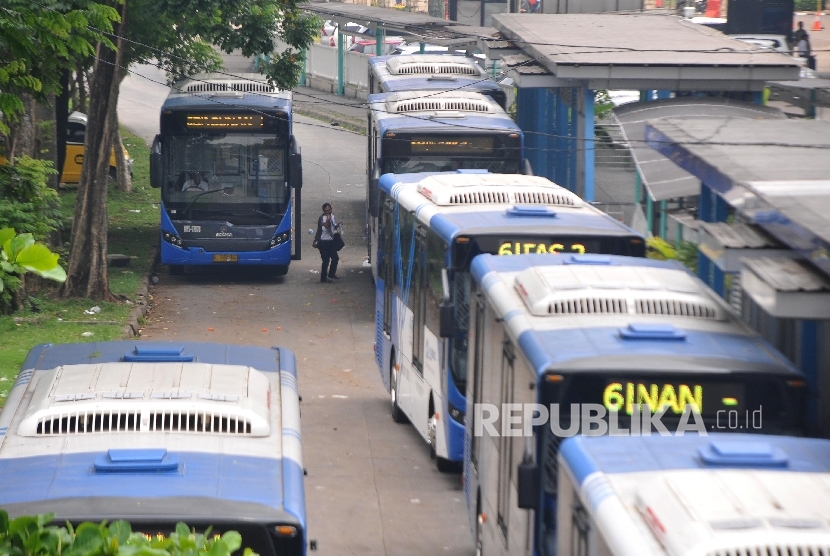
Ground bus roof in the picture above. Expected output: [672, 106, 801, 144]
[470, 254, 800, 376]
[162, 73, 292, 112]
[378, 172, 641, 243]
[368, 54, 501, 94]
[0, 341, 303, 524]
[560, 434, 830, 556]
[368, 91, 519, 133]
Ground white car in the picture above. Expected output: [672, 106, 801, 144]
[320, 20, 372, 48]
[729, 34, 791, 55]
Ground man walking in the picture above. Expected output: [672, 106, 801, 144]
[313, 203, 340, 283]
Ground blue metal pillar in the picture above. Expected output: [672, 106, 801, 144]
[299, 50, 307, 87]
[659, 200, 667, 238]
[544, 89, 556, 180]
[699, 182, 713, 222]
[714, 192, 729, 222]
[517, 89, 544, 176]
[583, 89, 595, 202]
[753, 91, 764, 105]
[555, 89, 569, 187]
[698, 251, 712, 290]
[657, 90, 671, 99]
[712, 264, 725, 297]
[639, 91, 650, 102]
[801, 320, 819, 430]
[646, 194, 654, 235]
[420, 42, 425, 54]
[568, 88, 578, 194]
[337, 25, 345, 96]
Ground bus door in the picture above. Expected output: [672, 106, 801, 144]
[400, 223, 432, 438]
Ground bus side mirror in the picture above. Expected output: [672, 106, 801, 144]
[368, 166, 381, 218]
[289, 135, 302, 189]
[517, 459, 540, 510]
[150, 134, 163, 188]
[523, 158, 534, 176]
[439, 303, 455, 338]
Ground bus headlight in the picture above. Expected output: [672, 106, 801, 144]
[163, 231, 183, 247]
[269, 232, 290, 248]
[448, 402, 465, 424]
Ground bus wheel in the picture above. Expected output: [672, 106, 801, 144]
[169, 265, 184, 276]
[475, 494, 484, 556]
[390, 360, 406, 423]
[429, 413, 456, 472]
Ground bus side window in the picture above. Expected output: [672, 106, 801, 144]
[424, 230, 445, 335]
[470, 293, 486, 466]
[381, 196, 395, 334]
[496, 339, 516, 544]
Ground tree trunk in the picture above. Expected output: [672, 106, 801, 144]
[76, 62, 89, 114]
[35, 95, 59, 190]
[110, 70, 132, 192]
[9, 93, 37, 161]
[56, 69, 71, 186]
[61, 0, 127, 301]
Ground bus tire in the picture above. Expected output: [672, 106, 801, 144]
[390, 359, 406, 423]
[429, 409, 457, 472]
[169, 265, 184, 276]
[475, 492, 483, 556]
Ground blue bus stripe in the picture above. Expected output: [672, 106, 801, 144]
[0, 452, 286, 509]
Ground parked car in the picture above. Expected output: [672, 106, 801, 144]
[729, 34, 791, 55]
[0, 111, 131, 183]
[347, 38, 405, 56]
[320, 20, 373, 48]
[62, 111, 132, 183]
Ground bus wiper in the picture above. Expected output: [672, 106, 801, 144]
[183, 187, 233, 215]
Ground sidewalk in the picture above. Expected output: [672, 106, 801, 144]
[292, 87, 367, 134]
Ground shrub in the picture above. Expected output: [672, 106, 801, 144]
[0, 511, 258, 556]
[0, 156, 62, 241]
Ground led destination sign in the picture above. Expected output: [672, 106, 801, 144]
[186, 114, 264, 130]
[603, 381, 746, 417]
[498, 241, 587, 256]
[409, 136, 495, 155]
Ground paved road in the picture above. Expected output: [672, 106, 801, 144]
[118, 68, 474, 556]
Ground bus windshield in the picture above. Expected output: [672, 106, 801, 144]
[381, 134, 522, 175]
[162, 133, 287, 222]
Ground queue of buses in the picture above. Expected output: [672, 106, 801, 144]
[1, 53, 829, 556]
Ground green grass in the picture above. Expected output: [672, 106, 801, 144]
[0, 128, 159, 406]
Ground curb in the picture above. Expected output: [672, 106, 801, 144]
[121, 242, 159, 339]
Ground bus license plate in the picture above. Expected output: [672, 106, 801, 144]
[213, 254, 238, 263]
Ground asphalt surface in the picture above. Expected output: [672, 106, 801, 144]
[118, 65, 475, 556]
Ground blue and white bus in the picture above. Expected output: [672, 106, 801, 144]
[0, 341, 307, 556]
[556, 434, 830, 556]
[150, 73, 303, 277]
[366, 90, 527, 261]
[367, 54, 507, 109]
[374, 172, 645, 471]
[465, 254, 807, 556]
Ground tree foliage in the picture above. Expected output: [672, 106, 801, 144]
[0, 228, 67, 308]
[0, 0, 118, 137]
[0, 156, 63, 239]
[122, 0, 320, 90]
[0, 511, 258, 556]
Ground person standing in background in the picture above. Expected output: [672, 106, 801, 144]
[313, 202, 340, 283]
